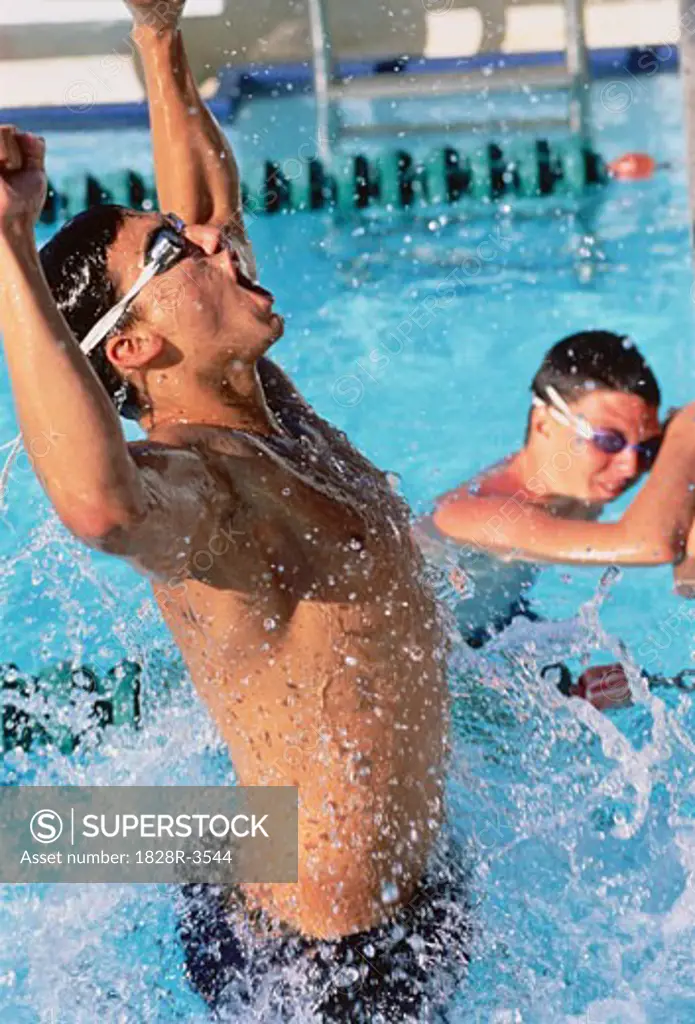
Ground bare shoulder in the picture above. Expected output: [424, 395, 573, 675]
[127, 437, 217, 497]
[125, 434, 238, 522]
[139, 424, 261, 468]
[468, 458, 520, 498]
[435, 457, 528, 509]
[130, 425, 282, 507]
[128, 438, 208, 472]
[102, 435, 244, 578]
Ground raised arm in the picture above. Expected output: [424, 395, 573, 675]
[431, 406, 695, 567]
[0, 128, 145, 540]
[0, 128, 215, 573]
[128, 0, 249, 245]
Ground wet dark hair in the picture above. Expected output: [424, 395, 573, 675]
[39, 205, 141, 420]
[526, 330, 660, 439]
[532, 330, 661, 405]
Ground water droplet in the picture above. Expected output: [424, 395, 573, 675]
[381, 880, 400, 904]
[345, 655, 358, 667]
[334, 965, 361, 988]
[263, 618, 277, 632]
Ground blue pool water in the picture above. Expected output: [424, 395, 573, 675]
[2, 70, 695, 1021]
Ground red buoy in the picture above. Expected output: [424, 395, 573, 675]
[607, 152, 657, 180]
[570, 663, 633, 710]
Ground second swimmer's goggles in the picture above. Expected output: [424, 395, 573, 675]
[80, 214, 196, 356]
[533, 385, 662, 469]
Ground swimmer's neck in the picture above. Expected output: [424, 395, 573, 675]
[504, 449, 604, 519]
[138, 358, 282, 438]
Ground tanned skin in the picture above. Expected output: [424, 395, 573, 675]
[0, 3, 447, 940]
[4, 0, 695, 943]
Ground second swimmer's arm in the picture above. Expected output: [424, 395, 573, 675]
[432, 405, 695, 567]
[674, 520, 695, 596]
[129, 0, 248, 243]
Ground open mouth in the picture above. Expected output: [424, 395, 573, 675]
[227, 245, 274, 303]
[598, 481, 626, 497]
[237, 267, 275, 303]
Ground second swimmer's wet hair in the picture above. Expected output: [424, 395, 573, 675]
[531, 330, 661, 407]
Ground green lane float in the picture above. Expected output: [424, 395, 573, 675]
[40, 137, 609, 224]
[508, 139, 542, 198]
[1, 660, 141, 755]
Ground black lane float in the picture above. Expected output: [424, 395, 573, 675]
[40, 138, 608, 224]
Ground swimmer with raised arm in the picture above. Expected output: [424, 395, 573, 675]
[0, 2, 463, 1018]
[416, 331, 695, 707]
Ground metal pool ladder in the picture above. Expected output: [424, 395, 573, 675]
[306, 0, 592, 162]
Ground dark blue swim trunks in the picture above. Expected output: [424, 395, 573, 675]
[463, 598, 541, 648]
[177, 839, 471, 1022]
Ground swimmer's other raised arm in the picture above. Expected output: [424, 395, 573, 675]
[432, 406, 695, 566]
[128, 0, 251, 255]
[0, 129, 222, 578]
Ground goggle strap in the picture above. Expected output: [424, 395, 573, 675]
[79, 259, 161, 356]
[533, 393, 572, 430]
[544, 385, 593, 440]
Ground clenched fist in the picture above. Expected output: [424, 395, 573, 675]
[0, 126, 47, 233]
[125, 0, 186, 31]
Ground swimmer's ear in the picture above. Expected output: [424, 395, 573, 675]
[531, 404, 552, 438]
[105, 330, 165, 372]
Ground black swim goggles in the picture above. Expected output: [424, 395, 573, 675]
[532, 385, 662, 470]
[80, 213, 195, 356]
